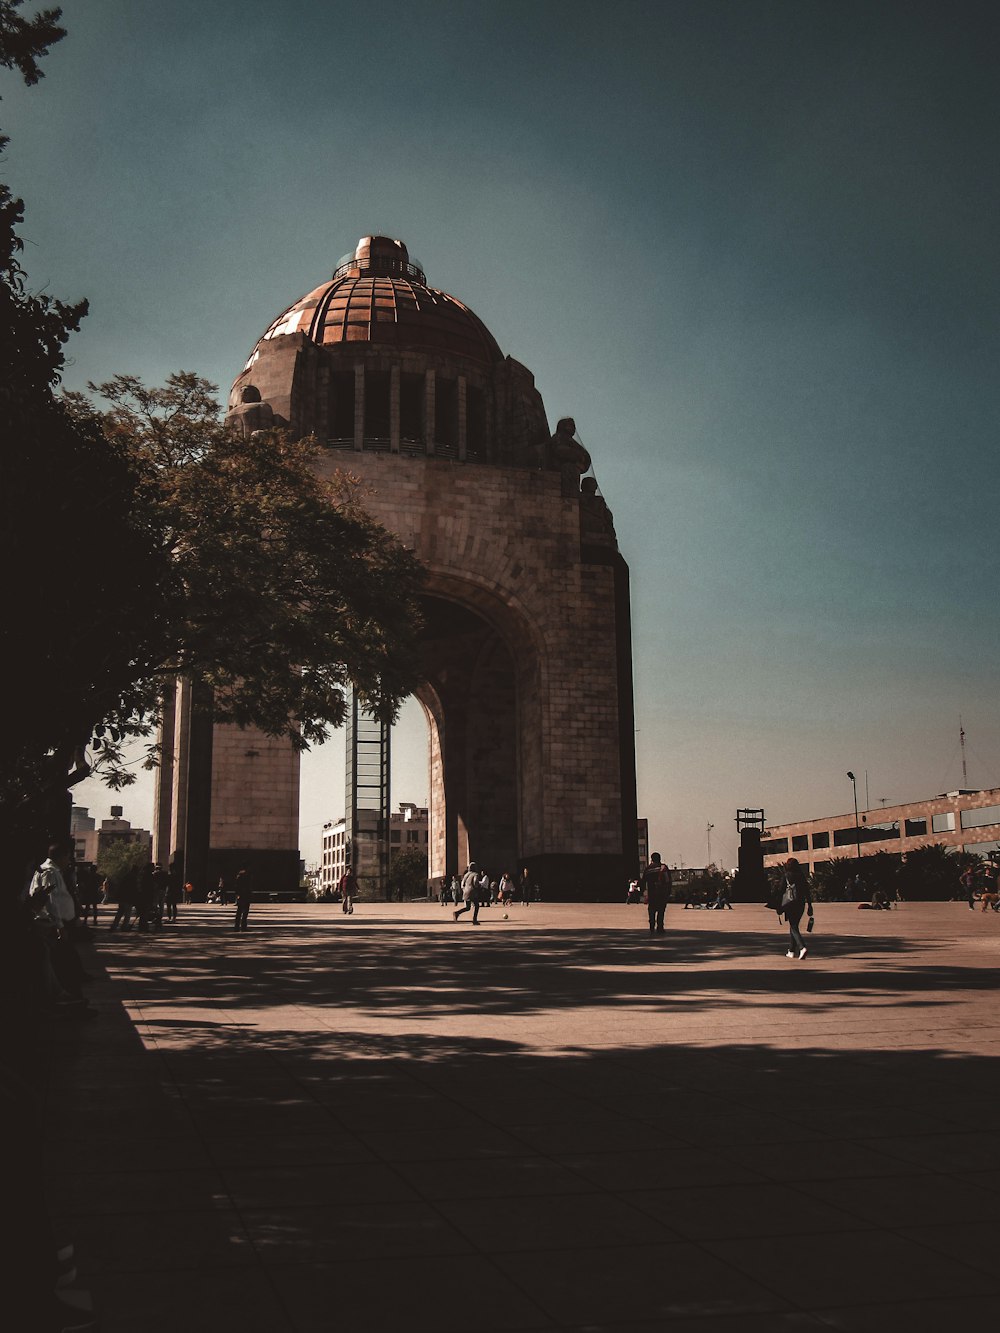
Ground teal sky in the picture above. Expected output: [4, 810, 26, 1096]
[8, 0, 998, 870]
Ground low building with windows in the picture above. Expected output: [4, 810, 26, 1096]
[71, 804, 152, 866]
[320, 802, 429, 896]
[762, 788, 1000, 874]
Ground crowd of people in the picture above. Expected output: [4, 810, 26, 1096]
[441, 864, 537, 923]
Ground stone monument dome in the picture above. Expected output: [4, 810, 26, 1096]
[243, 236, 503, 368]
[227, 234, 549, 467]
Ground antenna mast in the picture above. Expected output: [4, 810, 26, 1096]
[960, 716, 968, 787]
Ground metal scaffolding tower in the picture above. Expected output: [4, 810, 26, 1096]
[345, 690, 391, 899]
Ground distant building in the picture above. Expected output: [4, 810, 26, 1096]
[762, 788, 1000, 875]
[71, 804, 152, 865]
[321, 802, 429, 896]
[637, 818, 649, 871]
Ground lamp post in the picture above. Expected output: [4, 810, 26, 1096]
[847, 772, 861, 862]
[706, 822, 714, 867]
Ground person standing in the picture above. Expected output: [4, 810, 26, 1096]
[959, 864, 977, 910]
[164, 862, 182, 922]
[640, 852, 672, 935]
[233, 867, 253, 930]
[216, 875, 229, 906]
[76, 863, 100, 926]
[338, 863, 358, 915]
[518, 866, 535, 906]
[780, 857, 813, 959]
[30, 842, 86, 1001]
[454, 862, 482, 924]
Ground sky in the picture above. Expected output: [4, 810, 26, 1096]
[6, 0, 998, 871]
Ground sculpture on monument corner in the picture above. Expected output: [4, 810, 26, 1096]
[549, 417, 591, 496]
[580, 475, 617, 541]
[228, 384, 285, 437]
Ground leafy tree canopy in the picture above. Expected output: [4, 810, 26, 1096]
[386, 845, 429, 902]
[96, 838, 149, 892]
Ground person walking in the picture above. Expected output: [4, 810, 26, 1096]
[640, 852, 672, 935]
[454, 862, 482, 924]
[338, 863, 358, 915]
[779, 857, 813, 959]
[233, 867, 253, 930]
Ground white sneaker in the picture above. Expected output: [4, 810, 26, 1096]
[798, 947, 808, 960]
[785, 951, 795, 958]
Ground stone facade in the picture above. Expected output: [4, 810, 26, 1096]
[155, 236, 637, 900]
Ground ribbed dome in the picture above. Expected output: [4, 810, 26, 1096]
[244, 236, 503, 369]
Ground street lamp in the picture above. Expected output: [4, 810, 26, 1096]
[706, 823, 714, 867]
[847, 772, 861, 861]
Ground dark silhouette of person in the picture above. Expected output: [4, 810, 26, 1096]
[640, 852, 672, 935]
[233, 867, 253, 930]
[780, 857, 814, 959]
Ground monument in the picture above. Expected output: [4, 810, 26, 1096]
[154, 236, 637, 899]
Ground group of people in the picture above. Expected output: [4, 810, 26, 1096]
[446, 864, 537, 923]
[960, 862, 1000, 911]
[634, 851, 815, 959]
[107, 861, 183, 932]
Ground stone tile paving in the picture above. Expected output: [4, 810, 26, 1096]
[41, 901, 1000, 1331]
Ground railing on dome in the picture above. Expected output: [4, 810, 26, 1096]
[332, 253, 427, 284]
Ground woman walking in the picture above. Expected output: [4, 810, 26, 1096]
[780, 857, 813, 959]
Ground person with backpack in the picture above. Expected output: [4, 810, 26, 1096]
[640, 852, 672, 935]
[779, 857, 814, 959]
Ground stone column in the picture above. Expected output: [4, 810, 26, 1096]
[353, 363, 365, 451]
[424, 369, 435, 454]
[390, 364, 400, 453]
[457, 375, 467, 460]
[153, 682, 177, 867]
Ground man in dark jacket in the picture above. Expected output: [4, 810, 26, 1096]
[233, 867, 253, 930]
[641, 853, 672, 935]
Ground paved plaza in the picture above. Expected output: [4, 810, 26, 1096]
[43, 901, 1000, 1331]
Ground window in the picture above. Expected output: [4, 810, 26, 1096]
[834, 827, 861, 847]
[812, 832, 830, 849]
[390, 830, 400, 843]
[407, 830, 419, 843]
[961, 804, 1000, 830]
[932, 812, 956, 833]
[792, 835, 809, 852]
[904, 818, 927, 837]
[761, 837, 788, 855]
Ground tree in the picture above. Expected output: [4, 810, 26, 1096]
[386, 846, 429, 902]
[66, 372, 425, 753]
[0, 5, 156, 878]
[2, 10, 424, 887]
[896, 844, 967, 902]
[96, 839, 149, 897]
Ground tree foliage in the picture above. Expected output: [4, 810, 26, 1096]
[95, 839, 149, 895]
[1, 9, 425, 880]
[67, 372, 425, 757]
[386, 845, 429, 902]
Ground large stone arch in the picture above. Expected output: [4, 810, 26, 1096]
[154, 236, 638, 900]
